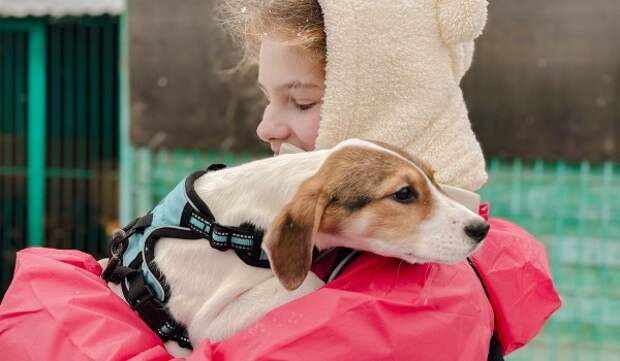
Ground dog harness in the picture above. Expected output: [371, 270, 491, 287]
[101, 164, 339, 350]
[101, 164, 275, 349]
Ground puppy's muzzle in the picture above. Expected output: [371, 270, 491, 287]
[464, 220, 490, 243]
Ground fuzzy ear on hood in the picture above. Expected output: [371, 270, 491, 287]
[316, 0, 489, 191]
[437, 0, 488, 45]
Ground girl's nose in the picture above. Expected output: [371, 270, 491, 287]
[256, 107, 290, 144]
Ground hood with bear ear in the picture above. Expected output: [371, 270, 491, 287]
[315, 0, 489, 191]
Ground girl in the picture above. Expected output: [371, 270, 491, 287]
[0, 1, 560, 360]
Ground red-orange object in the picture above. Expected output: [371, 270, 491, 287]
[0, 217, 560, 361]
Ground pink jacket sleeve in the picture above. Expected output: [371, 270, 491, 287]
[0, 248, 173, 361]
[0, 247, 494, 361]
[199, 252, 495, 361]
[1, 212, 560, 361]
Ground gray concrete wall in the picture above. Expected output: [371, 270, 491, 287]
[463, 0, 620, 161]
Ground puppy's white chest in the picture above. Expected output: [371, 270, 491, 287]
[154, 237, 324, 344]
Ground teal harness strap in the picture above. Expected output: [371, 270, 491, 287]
[116, 166, 269, 302]
[185, 210, 270, 266]
[101, 165, 269, 350]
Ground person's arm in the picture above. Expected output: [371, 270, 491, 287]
[197, 251, 494, 361]
[0, 248, 174, 361]
[0, 248, 495, 361]
[469, 217, 562, 355]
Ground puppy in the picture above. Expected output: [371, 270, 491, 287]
[102, 139, 489, 356]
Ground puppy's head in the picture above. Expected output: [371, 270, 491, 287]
[263, 139, 489, 290]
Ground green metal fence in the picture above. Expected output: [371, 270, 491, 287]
[482, 159, 620, 361]
[0, 16, 120, 295]
[44, 17, 120, 257]
[125, 148, 620, 361]
[0, 29, 29, 291]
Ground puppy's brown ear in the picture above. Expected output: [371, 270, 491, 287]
[263, 178, 328, 291]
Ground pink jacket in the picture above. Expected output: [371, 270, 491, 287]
[0, 214, 560, 361]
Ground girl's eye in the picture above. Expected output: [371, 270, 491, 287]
[392, 186, 418, 204]
[293, 101, 317, 111]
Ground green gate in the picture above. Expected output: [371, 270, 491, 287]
[44, 18, 120, 256]
[0, 28, 31, 292]
[0, 16, 120, 295]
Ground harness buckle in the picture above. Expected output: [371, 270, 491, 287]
[110, 229, 130, 258]
[101, 229, 133, 282]
[133, 283, 156, 308]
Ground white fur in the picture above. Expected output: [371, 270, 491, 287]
[104, 139, 486, 357]
[155, 149, 331, 352]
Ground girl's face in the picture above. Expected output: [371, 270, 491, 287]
[257, 35, 325, 155]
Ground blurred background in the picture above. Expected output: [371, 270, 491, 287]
[0, 0, 618, 360]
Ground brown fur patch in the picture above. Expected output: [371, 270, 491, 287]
[265, 142, 439, 290]
[263, 178, 326, 290]
[315, 144, 435, 239]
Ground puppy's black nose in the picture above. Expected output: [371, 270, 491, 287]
[464, 220, 490, 243]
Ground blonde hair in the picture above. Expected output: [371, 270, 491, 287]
[217, 0, 326, 68]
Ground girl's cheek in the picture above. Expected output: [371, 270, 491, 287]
[296, 106, 322, 150]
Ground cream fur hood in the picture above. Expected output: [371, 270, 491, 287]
[315, 0, 489, 191]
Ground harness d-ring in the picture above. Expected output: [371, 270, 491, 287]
[101, 229, 132, 282]
[110, 229, 130, 258]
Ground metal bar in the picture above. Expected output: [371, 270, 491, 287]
[1, 31, 14, 288]
[190, 149, 200, 170]
[6, 32, 16, 258]
[173, 148, 184, 188]
[75, 24, 87, 250]
[46, 168, 96, 178]
[573, 161, 591, 361]
[63, 24, 75, 248]
[0, 166, 27, 176]
[510, 158, 522, 217]
[14, 31, 27, 251]
[101, 20, 114, 253]
[0, 20, 46, 31]
[136, 148, 153, 214]
[88, 24, 101, 255]
[0, 32, 4, 286]
[26, 23, 47, 246]
[28, 23, 47, 246]
[49, 24, 62, 248]
[157, 149, 169, 201]
[600, 162, 613, 353]
[6, 31, 15, 254]
[118, 12, 133, 223]
[551, 161, 566, 361]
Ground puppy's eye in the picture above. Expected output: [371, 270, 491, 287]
[392, 186, 417, 204]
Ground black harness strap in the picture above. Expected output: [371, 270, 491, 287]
[467, 257, 505, 361]
[181, 165, 271, 268]
[120, 259, 192, 349]
[325, 248, 360, 283]
[101, 163, 269, 350]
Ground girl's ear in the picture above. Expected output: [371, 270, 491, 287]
[263, 178, 328, 291]
[437, 0, 488, 45]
